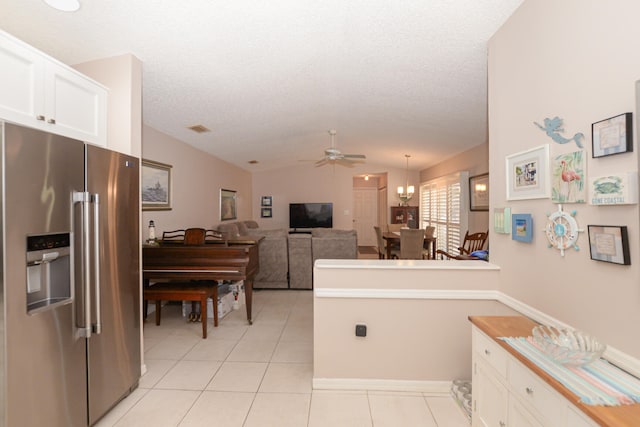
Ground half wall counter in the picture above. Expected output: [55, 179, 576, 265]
[313, 259, 516, 392]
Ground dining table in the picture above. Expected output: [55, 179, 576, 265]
[382, 231, 437, 260]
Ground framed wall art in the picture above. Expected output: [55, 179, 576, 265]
[261, 207, 272, 218]
[589, 172, 638, 205]
[261, 196, 272, 206]
[511, 213, 533, 243]
[551, 150, 585, 203]
[506, 144, 550, 200]
[469, 173, 489, 211]
[588, 225, 630, 265]
[592, 113, 632, 158]
[220, 189, 237, 221]
[494, 207, 511, 234]
[141, 159, 172, 211]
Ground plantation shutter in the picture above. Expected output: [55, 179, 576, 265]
[419, 172, 468, 254]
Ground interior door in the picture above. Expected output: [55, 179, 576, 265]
[353, 188, 377, 246]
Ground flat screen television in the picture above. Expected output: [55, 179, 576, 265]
[289, 203, 333, 229]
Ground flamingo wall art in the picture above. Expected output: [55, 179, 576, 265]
[552, 150, 585, 203]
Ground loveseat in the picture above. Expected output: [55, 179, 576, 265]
[215, 221, 357, 289]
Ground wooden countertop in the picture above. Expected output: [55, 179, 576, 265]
[469, 316, 640, 427]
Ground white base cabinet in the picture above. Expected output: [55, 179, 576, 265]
[0, 30, 107, 146]
[472, 326, 598, 427]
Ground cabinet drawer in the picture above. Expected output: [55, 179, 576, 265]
[567, 406, 598, 427]
[509, 396, 545, 427]
[509, 358, 566, 422]
[473, 328, 508, 379]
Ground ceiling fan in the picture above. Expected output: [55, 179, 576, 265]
[311, 130, 366, 167]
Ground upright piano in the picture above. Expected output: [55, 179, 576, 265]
[142, 239, 260, 324]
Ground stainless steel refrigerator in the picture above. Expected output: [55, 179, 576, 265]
[0, 122, 141, 426]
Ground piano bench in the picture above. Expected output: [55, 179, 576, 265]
[144, 282, 218, 338]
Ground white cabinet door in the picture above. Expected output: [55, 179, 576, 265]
[0, 33, 45, 126]
[0, 31, 107, 146]
[45, 61, 107, 146]
[473, 361, 508, 427]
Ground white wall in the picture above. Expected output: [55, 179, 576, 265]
[313, 260, 518, 384]
[420, 143, 490, 234]
[73, 54, 143, 157]
[141, 125, 253, 237]
[251, 162, 419, 230]
[489, 0, 640, 358]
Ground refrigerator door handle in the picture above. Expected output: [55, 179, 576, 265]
[73, 190, 92, 338]
[92, 193, 102, 334]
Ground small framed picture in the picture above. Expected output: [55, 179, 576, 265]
[494, 207, 511, 234]
[261, 207, 272, 218]
[261, 196, 272, 206]
[220, 189, 237, 221]
[588, 225, 630, 265]
[142, 159, 172, 211]
[512, 213, 533, 243]
[506, 145, 550, 200]
[592, 113, 633, 158]
[469, 173, 489, 211]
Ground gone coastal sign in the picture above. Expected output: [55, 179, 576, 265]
[589, 172, 638, 205]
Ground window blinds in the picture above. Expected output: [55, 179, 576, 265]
[419, 172, 469, 255]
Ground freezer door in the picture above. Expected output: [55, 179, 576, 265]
[3, 123, 88, 426]
[85, 145, 141, 425]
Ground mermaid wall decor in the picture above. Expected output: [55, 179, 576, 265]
[533, 116, 584, 148]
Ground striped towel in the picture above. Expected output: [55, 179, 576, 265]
[500, 337, 640, 406]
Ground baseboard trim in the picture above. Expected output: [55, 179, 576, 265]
[312, 377, 451, 394]
[315, 287, 640, 379]
[315, 288, 499, 300]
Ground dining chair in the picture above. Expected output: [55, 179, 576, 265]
[373, 226, 386, 259]
[425, 226, 436, 238]
[400, 228, 426, 260]
[436, 230, 488, 259]
[387, 223, 407, 232]
[375, 226, 399, 259]
[423, 226, 436, 259]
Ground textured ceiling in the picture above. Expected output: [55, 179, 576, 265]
[0, 0, 523, 172]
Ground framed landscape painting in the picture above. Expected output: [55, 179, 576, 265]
[142, 159, 172, 211]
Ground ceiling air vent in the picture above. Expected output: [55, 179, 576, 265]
[187, 124, 211, 134]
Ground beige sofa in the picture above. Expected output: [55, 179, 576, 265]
[216, 221, 357, 289]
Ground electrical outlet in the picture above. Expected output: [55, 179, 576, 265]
[355, 324, 367, 337]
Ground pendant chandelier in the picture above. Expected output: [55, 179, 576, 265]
[397, 154, 414, 206]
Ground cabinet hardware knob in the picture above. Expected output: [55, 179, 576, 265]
[484, 349, 490, 355]
[499, 421, 506, 427]
[36, 115, 45, 121]
[47, 118, 56, 124]
[526, 387, 534, 394]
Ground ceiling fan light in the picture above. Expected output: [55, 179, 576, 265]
[43, 0, 80, 12]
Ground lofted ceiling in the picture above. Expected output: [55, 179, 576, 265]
[0, 0, 523, 172]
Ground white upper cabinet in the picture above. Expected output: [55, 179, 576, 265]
[0, 31, 107, 146]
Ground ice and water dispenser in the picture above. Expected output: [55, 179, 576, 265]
[26, 233, 72, 313]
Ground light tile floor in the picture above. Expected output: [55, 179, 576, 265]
[96, 289, 470, 427]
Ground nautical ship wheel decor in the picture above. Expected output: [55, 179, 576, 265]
[544, 204, 583, 256]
